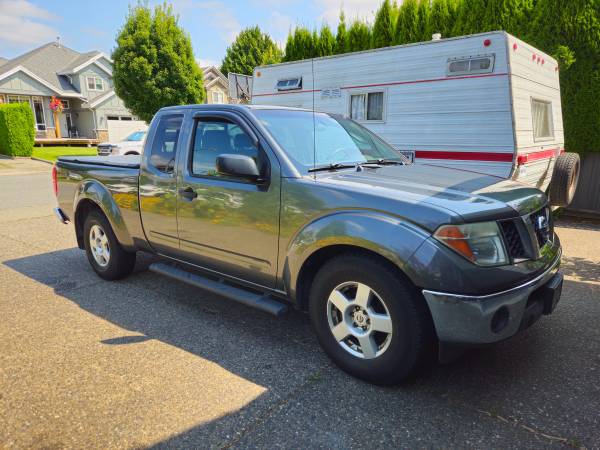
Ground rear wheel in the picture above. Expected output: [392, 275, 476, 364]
[309, 254, 435, 385]
[548, 152, 580, 207]
[83, 210, 136, 280]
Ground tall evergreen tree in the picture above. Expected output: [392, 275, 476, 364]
[284, 27, 317, 61]
[417, 0, 432, 41]
[372, 0, 395, 48]
[452, 0, 487, 36]
[112, 4, 204, 122]
[395, 0, 420, 44]
[482, 0, 533, 36]
[317, 24, 336, 56]
[528, 0, 600, 154]
[429, 0, 453, 37]
[347, 20, 372, 52]
[335, 11, 348, 54]
[220, 26, 282, 76]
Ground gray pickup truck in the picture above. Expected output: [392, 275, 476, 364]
[53, 105, 563, 384]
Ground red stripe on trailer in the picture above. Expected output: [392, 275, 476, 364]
[252, 72, 509, 97]
[415, 150, 514, 162]
[516, 148, 563, 165]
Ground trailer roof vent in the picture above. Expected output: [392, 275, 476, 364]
[447, 54, 495, 76]
[276, 77, 302, 91]
[432, 33, 442, 41]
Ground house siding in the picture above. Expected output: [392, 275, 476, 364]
[0, 72, 55, 96]
[79, 64, 113, 101]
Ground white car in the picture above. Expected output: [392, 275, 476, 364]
[97, 130, 147, 156]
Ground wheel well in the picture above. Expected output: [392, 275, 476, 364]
[295, 245, 415, 312]
[74, 199, 104, 249]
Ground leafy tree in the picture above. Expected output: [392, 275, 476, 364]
[347, 20, 372, 52]
[335, 12, 348, 54]
[372, 0, 395, 48]
[395, 0, 420, 44]
[317, 24, 336, 56]
[112, 3, 205, 123]
[220, 26, 282, 76]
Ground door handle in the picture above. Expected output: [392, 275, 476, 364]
[179, 187, 198, 200]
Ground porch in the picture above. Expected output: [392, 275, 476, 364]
[35, 137, 99, 147]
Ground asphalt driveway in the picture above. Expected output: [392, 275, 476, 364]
[0, 157, 599, 449]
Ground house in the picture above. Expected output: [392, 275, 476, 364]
[0, 41, 145, 143]
[202, 66, 230, 104]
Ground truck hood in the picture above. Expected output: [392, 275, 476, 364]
[317, 164, 546, 222]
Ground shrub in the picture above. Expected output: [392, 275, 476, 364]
[0, 103, 35, 157]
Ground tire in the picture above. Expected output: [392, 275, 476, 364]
[309, 254, 436, 385]
[83, 210, 136, 280]
[548, 152, 580, 207]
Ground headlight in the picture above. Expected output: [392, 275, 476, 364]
[434, 221, 509, 266]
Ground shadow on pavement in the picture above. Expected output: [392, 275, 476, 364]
[4, 248, 600, 448]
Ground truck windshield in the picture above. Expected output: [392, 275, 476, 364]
[125, 131, 146, 141]
[254, 109, 404, 170]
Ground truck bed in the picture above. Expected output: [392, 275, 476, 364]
[57, 155, 140, 169]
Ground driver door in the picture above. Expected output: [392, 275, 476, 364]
[176, 112, 281, 288]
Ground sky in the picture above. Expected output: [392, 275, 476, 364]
[0, 0, 383, 66]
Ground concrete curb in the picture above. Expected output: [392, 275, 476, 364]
[30, 157, 53, 165]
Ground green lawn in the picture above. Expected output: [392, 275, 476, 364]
[32, 146, 97, 162]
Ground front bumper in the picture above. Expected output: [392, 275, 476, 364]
[422, 248, 562, 344]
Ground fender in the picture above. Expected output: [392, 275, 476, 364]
[74, 179, 136, 250]
[282, 210, 431, 302]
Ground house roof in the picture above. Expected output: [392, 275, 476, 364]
[0, 42, 112, 97]
[202, 66, 228, 91]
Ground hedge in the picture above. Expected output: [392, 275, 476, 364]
[0, 103, 35, 157]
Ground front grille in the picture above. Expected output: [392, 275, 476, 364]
[528, 206, 553, 247]
[97, 145, 112, 156]
[499, 220, 526, 259]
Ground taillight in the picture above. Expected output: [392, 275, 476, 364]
[52, 164, 58, 197]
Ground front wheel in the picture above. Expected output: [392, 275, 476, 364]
[83, 210, 136, 280]
[309, 254, 436, 385]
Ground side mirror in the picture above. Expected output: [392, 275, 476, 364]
[216, 154, 261, 180]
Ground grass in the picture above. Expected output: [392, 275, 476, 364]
[32, 146, 97, 162]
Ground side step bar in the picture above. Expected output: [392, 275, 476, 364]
[149, 262, 289, 317]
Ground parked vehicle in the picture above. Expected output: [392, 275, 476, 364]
[53, 105, 563, 385]
[251, 31, 580, 207]
[97, 130, 147, 156]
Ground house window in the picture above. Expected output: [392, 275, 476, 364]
[212, 90, 225, 104]
[350, 92, 384, 121]
[86, 76, 104, 91]
[531, 98, 554, 141]
[32, 97, 46, 131]
[61, 99, 70, 110]
[8, 95, 30, 104]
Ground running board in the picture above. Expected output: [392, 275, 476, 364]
[149, 262, 289, 317]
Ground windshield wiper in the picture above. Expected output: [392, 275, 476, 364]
[308, 163, 357, 173]
[363, 158, 404, 166]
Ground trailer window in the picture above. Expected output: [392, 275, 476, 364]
[531, 99, 554, 141]
[447, 55, 495, 76]
[350, 92, 384, 121]
[276, 77, 302, 91]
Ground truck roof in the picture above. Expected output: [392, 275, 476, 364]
[157, 104, 314, 113]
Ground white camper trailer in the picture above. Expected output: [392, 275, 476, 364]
[251, 31, 580, 206]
